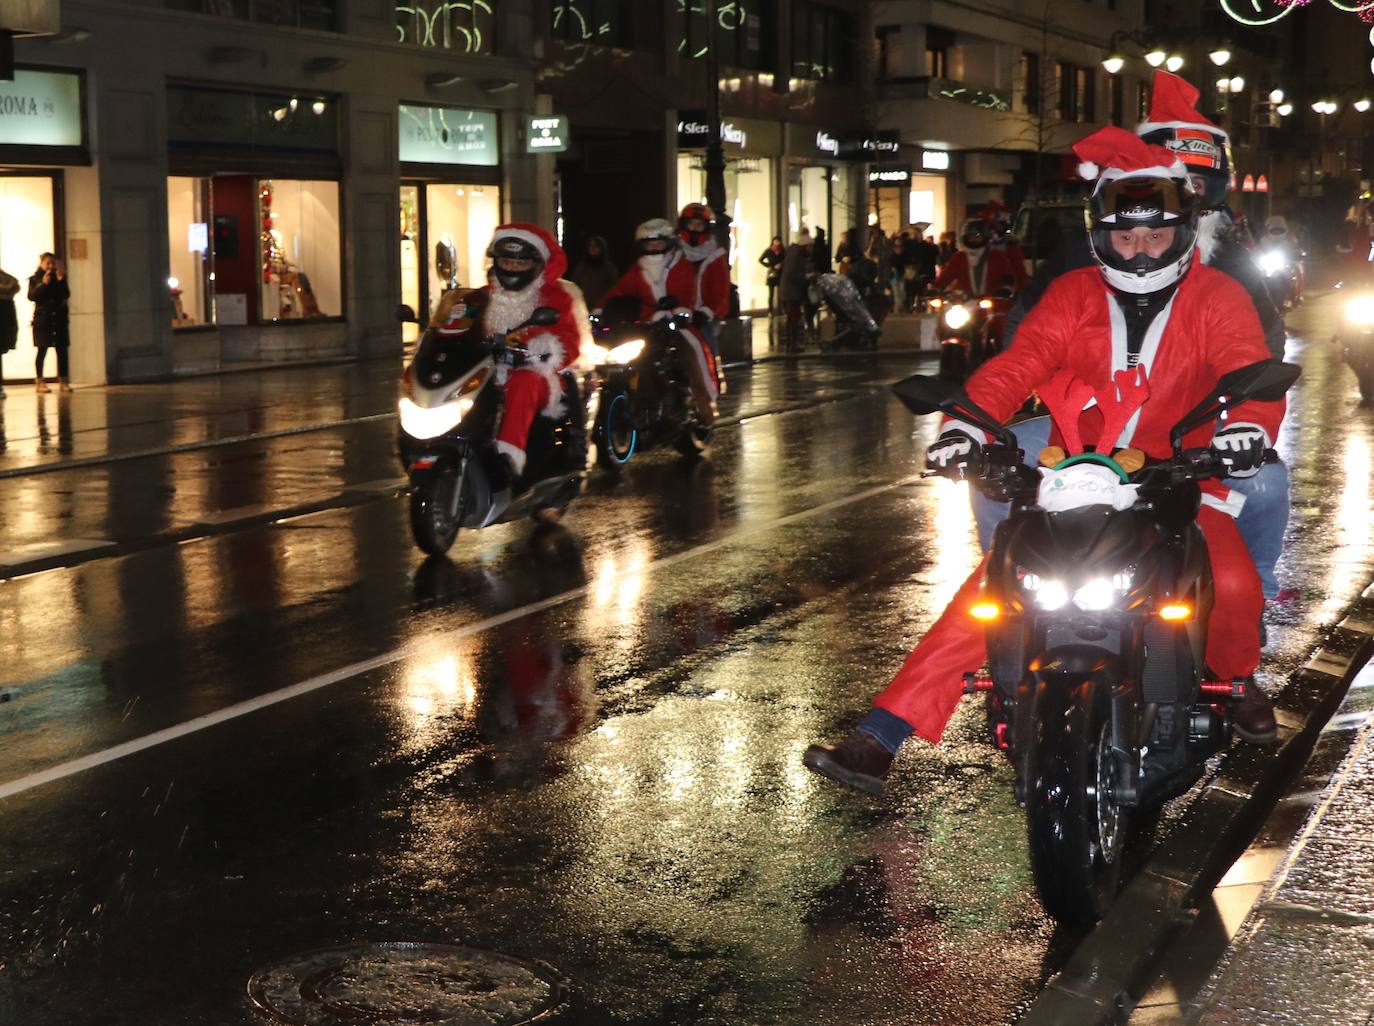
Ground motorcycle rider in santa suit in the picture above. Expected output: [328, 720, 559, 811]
[675, 202, 731, 360]
[601, 217, 720, 425]
[432, 222, 590, 478]
[974, 70, 1293, 610]
[933, 217, 1029, 296]
[804, 125, 1284, 797]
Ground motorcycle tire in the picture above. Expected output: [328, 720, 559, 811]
[1358, 367, 1374, 403]
[1025, 677, 1129, 926]
[594, 389, 637, 470]
[409, 474, 461, 556]
[674, 424, 712, 458]
[939, 344, 968, 383]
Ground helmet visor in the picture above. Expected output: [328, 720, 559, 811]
[640, 237, 672, 254]
[1091, 175, 1191, 231]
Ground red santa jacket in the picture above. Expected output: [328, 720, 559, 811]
[949, 264, 1284, 513]
[935, 247, 1027, 295]
[684, 243, 731, 319]
[605, 247, 730, 320]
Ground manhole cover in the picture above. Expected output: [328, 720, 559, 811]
[247, 942, 566, 1026]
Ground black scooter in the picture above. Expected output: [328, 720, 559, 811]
[895, 358, 1300, 925]
[589, 295, 712, 469]
[397, 297, 588, 556]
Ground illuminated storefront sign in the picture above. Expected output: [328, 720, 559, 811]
[525, 114, 569, 153]
[399, 104, 499, 166]
[0, 69, 82, 148]
[921, 149, 951, 171]
[869, 164, 912, 184]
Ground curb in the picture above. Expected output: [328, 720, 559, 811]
[1019, 579, 1374, 1026]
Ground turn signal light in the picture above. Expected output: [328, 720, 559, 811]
[978, 299, 994, 310]
[1158, 603, 1192, 621]
[969, 601, 1001, 622]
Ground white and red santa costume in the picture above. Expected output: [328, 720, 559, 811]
[603, 249, 720, 398]
[872, 131, 1283, 744]
[437, 223, 590, 474]
[934, 239, 1027, 296]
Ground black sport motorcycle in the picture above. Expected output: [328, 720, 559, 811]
[894, 358, 1300, 925]
[396, 297, 588, 556]
[589, 295, 713, 469]
[1338, 288, 1374, 401]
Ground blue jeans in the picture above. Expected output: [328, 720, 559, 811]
[970, 415, 1290, 600]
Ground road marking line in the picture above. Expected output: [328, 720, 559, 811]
[0, 473, 924, 803]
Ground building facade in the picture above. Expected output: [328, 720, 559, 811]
[4, 0, 551, 383]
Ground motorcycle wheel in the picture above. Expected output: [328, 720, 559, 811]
[594, 389, 637, 469]
[1025, 677, 1129, 926]
[674, 424, 712, 458]
[409, 473, 462, 556]
[938, 343, 968, 383]
[1358, 367, 1374, 403]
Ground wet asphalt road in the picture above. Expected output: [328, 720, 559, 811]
[0, 294, 1372, 1026]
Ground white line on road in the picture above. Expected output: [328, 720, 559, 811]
[0, 472, 925, 803]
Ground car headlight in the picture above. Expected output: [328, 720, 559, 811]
[943, 304, 972, 330]
[1258, 250, 1286, 275]
[398, 395, 473, 439]
[1346, 295, 1374, 326]
[605, 339, 646, 364]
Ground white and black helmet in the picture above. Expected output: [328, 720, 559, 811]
[635, 218, 676, 257]
[1086, 170, 1198, 296]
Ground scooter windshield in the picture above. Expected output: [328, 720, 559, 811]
[411, 327, 490, 391]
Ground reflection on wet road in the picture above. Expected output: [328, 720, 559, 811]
[0, 302, 1371, 1024]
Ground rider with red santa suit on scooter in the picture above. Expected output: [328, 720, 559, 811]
[602, 217, 720, 425]
[934, 217, 1028, 296]
[433, 223, 589, 479]
[803, 125, 1284, 797]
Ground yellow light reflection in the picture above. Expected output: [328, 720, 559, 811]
[929, 478, 979, 610]
[1329, 430, 1374, 613]
[395, 646, 478, 752]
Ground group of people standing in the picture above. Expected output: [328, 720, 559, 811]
[0, 252, 73, 397]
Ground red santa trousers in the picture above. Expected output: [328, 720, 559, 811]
[873, 506, 1263, 744]
[496, 369, 551, 455]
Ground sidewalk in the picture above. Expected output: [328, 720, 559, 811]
[1132, 661, 1374, 1025]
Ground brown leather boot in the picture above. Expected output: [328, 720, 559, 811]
[1232, 678, 1278, 745]
[58, 378, 73, 393]
[803, 730, 895, 797]
[34, 377, 50, 394]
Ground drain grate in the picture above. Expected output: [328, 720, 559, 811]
[247, 942, 566, 1025]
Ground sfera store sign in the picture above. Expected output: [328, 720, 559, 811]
[676, 110, 769, 152]
[0, 69, 82, 148]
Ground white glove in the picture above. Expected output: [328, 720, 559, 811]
[927, 429, 980, 470]
[1211, 423, 1268, 478]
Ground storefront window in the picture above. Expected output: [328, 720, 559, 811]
[791, 2, 854, 82]
[399, 181, 502, 339]
[680, 0, 773, 69]
[259, 179, 341, 321]
[829, 166, 854, 242]
[676, 153, 773, 313]
[167, 176, 213, 327]
[0, 175, 57, 376]
[396, 0, 495, 51]
[908, 174, 948, 240]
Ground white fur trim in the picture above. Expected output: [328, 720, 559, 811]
[492, 228, 551, 263]
[1092, 162, 1189, 191]
[1137, 119, 1229, 143]
[485, 277, 544, 335]
[680, 327, 719, 401]
[1196, 209, 1227, 264]
[1078, 161, 1101, 181]
[557, 278, 595, 370]
[495, 438, 527, 476]
[1201, 488, 1245, 517]
[523, 333, 569, 417]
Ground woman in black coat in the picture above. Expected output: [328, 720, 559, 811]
[0, 267, 18, 398]
[758, 236, 784, 313]
[28, 252, 70, 393]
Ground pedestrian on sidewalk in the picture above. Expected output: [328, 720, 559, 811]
[780, 230, 814, 352]
[569, 235, 619, 309]
[0, 267, 18, 398]
[28, 253, 71, 394]
[759, 236, 784, 313]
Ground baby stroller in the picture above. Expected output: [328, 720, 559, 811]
[811, 272, 883, 352]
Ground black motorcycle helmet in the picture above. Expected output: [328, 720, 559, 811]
[959, 219, 991, 251]
[487, 234, 545, 291]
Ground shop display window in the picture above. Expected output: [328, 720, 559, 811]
[259, 179, 342, 321]
[399, 181, 502, 340]
[167, 176, 213, 328]
[676, 153, 773, 314]
[0, 175, 57, 376]
[395, 0, 495, 52]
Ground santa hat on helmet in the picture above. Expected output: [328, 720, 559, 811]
[1137, 70, 1228, 144]
[490, 222, 568, 281]
[1074, 125, 1188, 187]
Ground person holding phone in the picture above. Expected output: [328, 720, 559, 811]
[28, 252, 71, 393]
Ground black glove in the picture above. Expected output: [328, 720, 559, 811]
[1211, 424, 1267, 478]
[692, 309, 713, 329]
[926, 429, 981, 471]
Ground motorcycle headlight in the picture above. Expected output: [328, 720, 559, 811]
[605, 339, 646, 364]
[1258, 250, 1286, 275]
[1020, 573, 1069, 611]
[398, 395, 474, 439]
[1346, 295, 1374, 326]
[943, 304, 972, 330]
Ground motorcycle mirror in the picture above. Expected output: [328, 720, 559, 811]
[1169, 360, 1301, 449]
[397, 303, 419, 324]
[528, 307, 560, 327]
[891, 374, 1015, 446]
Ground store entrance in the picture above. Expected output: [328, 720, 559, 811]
[0, 172, 59, 381]
[399, 180, 501, 343]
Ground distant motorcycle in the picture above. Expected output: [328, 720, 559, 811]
[396, 295, 588, 556]
[589, 295, 712, 469]
[1339, 290, 1374, 401]
[930, 286, 1014, 382]
[895, 358, 1300, 925]
[1256, 246, 1303, 310]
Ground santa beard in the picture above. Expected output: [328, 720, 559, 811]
[638, 252, 672, 290]
[484, 273, 544, 334]
[1195, 209, 1229, 266]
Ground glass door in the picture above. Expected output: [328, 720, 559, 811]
[400, 183, 421, 343]
[0, 173, 58, 380]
